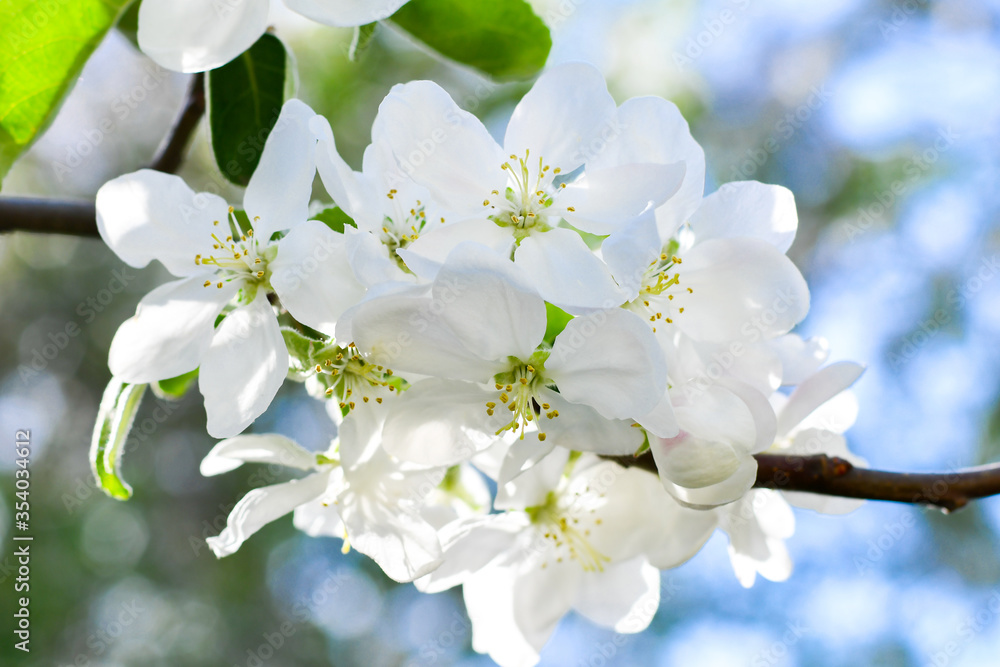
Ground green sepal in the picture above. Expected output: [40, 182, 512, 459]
[151, 368, 198, 400]
[349, 23, 378, 60]
[90, 378, 147, 500]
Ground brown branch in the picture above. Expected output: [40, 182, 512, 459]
[148, 72, 205, 173]
[0, 73, 206, 237]
[605, 452, 1000, 513]
[0, 198, 98, 236]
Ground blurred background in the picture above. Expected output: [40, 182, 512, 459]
[3, 0, 1000, 664]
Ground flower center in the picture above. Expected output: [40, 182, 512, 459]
[195, 208, 273, 303]
[482, 150, 567, 236]
[528, 491, 610, 573]
[625, 252, 693, 333]
[487, 354, 557, 441]
[382, 191, 441, 271]
[312, 342, 398, 413]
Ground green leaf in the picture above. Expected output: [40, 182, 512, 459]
[90, 378, 147, 500]
[151, 368, 198, 400]
[207, 33, 288, 186]
[389, 0, 551, 80]
[543, 302, 573, 347]
[0, 0, 134, 186]
[313, 206, 357, 234]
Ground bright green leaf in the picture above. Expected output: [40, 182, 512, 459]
[389, 0, 551, 80]
[151, 368, 198, 400]
[543, 301, 573, 346]
[313, 206, 357, 234]
[0, 0, 134, 186]
[90, 378, 147, 500]
[207, 33, 288, 186]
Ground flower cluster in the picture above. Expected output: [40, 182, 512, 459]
[96, 63, 865, 667]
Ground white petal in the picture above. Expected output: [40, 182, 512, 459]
[590, 96, 705, 238]
[722, 490, 795, 586]
[600, 210, 661, 300]
[432, 242, 546, 362]
[341, 501, 442, 582]
[496, 436, 555, 488]
[689, 181, 799, 253]
[374, 81, 506, 216]
[776, 362, 865, 438]
[293, 481, 347, 537]
[672, 383, 757, 450]
[636, 386, 679, 439]
[716, 377, 778, 454]
[96, 169, 230, 277]
[465, 565, 541, 667]
[574, 559, 660, 633]
[398, 219, 515, 281]
[494, 446, 570, 512]
[539, 388, 645, 456]
[558, 162, 686, 236]
[284, 0, 410, 26]
[349, 288, 506, 381]
[514, 228, 625, 311]
[137, 0, 270, 73]
[771, 334, 830, 386]
[512, 563, 581, 652]
[270, 220, 368, 336]
[310, 116, 378, 225]
[347, 228, 413, 288]
[675, 237, 810, 342]
[382, 379, 504, 466]
[200, 294, 288, 438]
[207, 471, 330, 557]
[644, 497, 718, 569]
[200, 433, 318, 476]
[109, 276, 234, 383]
[548, 308, 666, 420]
[796, 391, 860, 435]
[417, 515, 523, 593]
[243, 100, 319, 239]
[504, 62, 617, 172]
[651, 433, 759, 509]
[336, 402, 387, 470]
